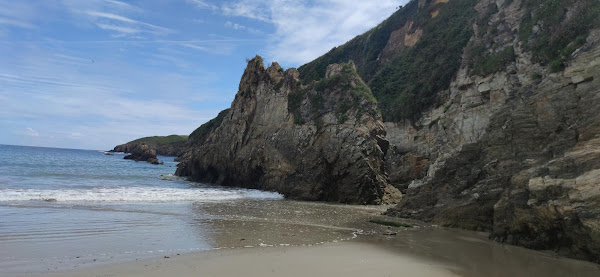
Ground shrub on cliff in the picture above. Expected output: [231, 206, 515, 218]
[299, 0, 478, 122]
[189, 109, 230, 144]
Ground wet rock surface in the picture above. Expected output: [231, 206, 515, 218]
[384, 1, 600, 262]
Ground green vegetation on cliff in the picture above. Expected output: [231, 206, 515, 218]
[298, 0, 478, 122]
[129, 135, 188, 146]
[299, 0, 599, 122]
[471, 46, 516, 76]
[289, 62, 378, 125]
[519, 0, 600, 72]
[113, 134, 188, 156]
[189, 109, 230, 143]
[297, 0, 420, 84]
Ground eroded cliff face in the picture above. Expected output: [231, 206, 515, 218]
[175, 0, 599, 261]
[176, 57, 401, 204]
[384, 0, 600, 262]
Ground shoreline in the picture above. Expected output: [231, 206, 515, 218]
[18, 240, 463, 277]
[11, 225, 600, 277]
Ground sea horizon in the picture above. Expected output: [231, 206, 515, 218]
[0, 143, 113, 152]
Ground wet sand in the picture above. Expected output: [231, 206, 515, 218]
[27, 242, 461, 277]
[18, 232, 600, 277]
[4, 199, 600, 277]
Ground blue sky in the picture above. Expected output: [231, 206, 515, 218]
[0, 0, 404, 150]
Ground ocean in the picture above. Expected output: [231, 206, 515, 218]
[0, 145, 360, 274]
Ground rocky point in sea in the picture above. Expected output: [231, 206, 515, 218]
[124, 144, 162, 165]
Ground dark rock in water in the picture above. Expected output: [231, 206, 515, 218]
[147, 158, 163, 165]
[123, 144, 160, 164]
[176, 57, 401, 204]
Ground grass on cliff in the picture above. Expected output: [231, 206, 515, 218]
[369, 0, 477, 122]
[130, 135, 188, 146]
[189, 108, 230, 143]
[519, 0, 600, 72]
[289, 62, 378, 125]
[298, 0, 478, 122]
[298, 0, 599, 122]
[471, 47, 516, 76]
[297, 0, 420, 84]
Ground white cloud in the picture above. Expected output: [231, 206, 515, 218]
[96, 23, 141, 34]
[225, 21, 245, 30]
[181, 42, 235, 55]
[26, 128, 39, 137]
[85, 11, 138, 23]
[0, 43, 231, 150]
[187, 0, 406, 65]
[84, 10, 171, 36]
[102, 0, 139, 11]
[224, 21, 263, 34]
[181, 43, 212, 52]
[221, 1, 271, 22]
[0, 0, 38, 29]
[59, 0, 171, 37]
[187, 0, 218, 10]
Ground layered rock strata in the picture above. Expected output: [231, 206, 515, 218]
[176, 58, 401, 204]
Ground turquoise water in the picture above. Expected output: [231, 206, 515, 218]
[0, 144, 285, 273]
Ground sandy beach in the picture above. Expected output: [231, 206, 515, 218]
[22, 241, 461, 277]
[17, 232, 600, 277]
[4, 195, 600, 277]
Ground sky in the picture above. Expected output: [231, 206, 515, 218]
[0, 0, 405, 150]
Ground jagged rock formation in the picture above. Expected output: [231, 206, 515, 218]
[112, 135, 187, 157]
[175, 0, 600, 262]
[123, 144, 161, 164]
[176, 57, 401, 204]
[297, 0, 600, 262]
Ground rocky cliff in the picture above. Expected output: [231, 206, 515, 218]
[176, 0, 600, 262]
[176, 57, 401, 204]
[112, 135, 187, 157]
[382, 0, 600, 262]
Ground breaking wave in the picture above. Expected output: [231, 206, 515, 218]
[0, 187, 284, 202]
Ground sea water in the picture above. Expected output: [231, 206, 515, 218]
[0, 144, 289, 273]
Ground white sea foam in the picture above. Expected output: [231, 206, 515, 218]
[159, 174, 184, 181]
[0, 187, 284, 202]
